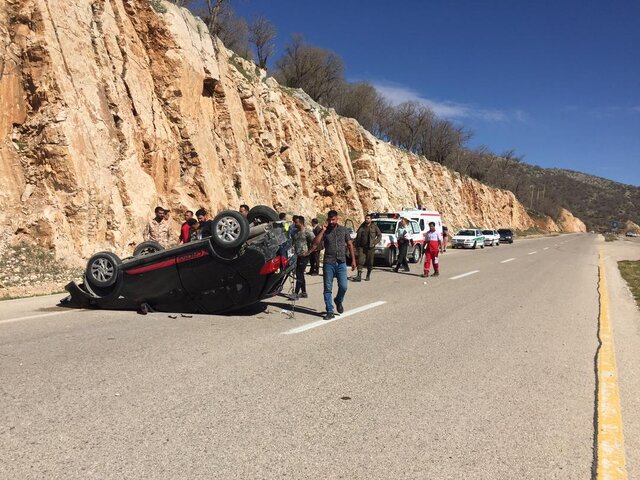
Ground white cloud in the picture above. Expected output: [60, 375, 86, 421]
[371, 82, 513, 122]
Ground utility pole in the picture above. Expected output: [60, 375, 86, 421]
[530, 185, 535, 209]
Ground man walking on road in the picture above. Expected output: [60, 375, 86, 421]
[308, 218, 322, 275]
[306, 210, 356, 320]
[422, 221, 443, 277]
[393, 217, 411, 273]
[354, 214, 382, 282]
[143, 206, 172, 248]
[291, 216, 315, 299]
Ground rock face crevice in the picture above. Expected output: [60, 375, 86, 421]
[0, 0, 585, 263]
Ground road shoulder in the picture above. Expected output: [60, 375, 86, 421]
[601, 237, 640, 479]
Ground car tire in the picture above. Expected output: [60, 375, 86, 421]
[480, 243, 484, 249]
[472, 241, 477, 249]
[86, 251, 121, 288]
[133, 241, 164, 257]
[386, 248, 397, 267]
[409, 245, 421, 263]
[211, 210, 250, 249]
[247, 205, 279, 225]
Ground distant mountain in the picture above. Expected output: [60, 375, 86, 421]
[537, 169, 640, 230]
[455, 153, 639, 231]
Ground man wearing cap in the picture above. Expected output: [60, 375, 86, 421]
[143, 206, 173, 248]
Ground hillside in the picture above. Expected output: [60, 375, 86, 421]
[0, 0, 585, 265]
[544, 169, 640, 230]
[456, 151, 639, 231]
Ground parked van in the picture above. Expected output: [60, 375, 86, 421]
[399, 209, 443, 236]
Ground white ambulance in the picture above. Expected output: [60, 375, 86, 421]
[399, 209, 443, 236]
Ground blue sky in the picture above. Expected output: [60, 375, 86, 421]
[225, 0, 640, 186]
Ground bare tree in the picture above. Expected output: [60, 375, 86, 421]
[198, 1, 252, 58]
[249, 16, 277, 69]
[274, 34, 344, 104]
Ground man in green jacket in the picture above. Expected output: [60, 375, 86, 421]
[354, 214, 382, 282]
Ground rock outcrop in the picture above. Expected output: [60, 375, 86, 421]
[556, 208, 587, 233]
[0, 0, 580, 264]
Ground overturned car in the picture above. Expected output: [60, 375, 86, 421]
[63, 206, 296, 314]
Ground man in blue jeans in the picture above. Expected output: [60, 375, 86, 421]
[305, 210, 357, 320]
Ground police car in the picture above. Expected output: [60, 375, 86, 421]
[370, 213, 425, 266]
[452, 229, 486, 249]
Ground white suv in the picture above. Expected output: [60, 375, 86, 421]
[482, 229, 500, 246]
[371, 216, 425, 266]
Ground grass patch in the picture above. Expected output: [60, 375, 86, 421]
[348, 146, 361, 161]
[604, 233, 619, 242]
[279, 85, 297, 96]
[229, 54, 254, 82]
[618, 260, 640, 308]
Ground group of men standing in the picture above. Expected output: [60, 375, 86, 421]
[142, 205, 443, 320]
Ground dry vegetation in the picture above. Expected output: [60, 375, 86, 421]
[618, 260, 640, 308]
[0, 244, 82, 300]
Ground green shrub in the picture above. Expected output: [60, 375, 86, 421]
[148, 0, 167, 14]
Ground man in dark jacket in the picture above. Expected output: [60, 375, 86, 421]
[354, 214, 382, 282]
[306, 210, 356, 320]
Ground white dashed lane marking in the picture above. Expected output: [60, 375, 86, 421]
[0, 310, 76, 325]
[501, 258, 515, 263]
[283, 301, 387, 335]
[449, 270, 480, 280]
[528, 251, 538, 255]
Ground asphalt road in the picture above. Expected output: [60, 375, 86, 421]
[0, 234, 624, 479]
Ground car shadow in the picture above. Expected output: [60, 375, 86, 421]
[261, 300, 324, 318]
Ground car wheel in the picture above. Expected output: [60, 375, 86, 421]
[480, 242, 484, 249]
[247, 205, 279, 225]
[472, 241, 477, 249]
[410, 245, 421, 263]
[133, 241, 164, 257]
[211, 210, 250, 249]
[386, 248, 397, 267]
[86, 252, 121, 288]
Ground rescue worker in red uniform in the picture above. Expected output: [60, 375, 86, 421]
[422, 221, 443, 278]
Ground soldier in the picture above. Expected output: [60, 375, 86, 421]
[393, 217, 411, 273]
[143, 206, 172, 248]
[353, 214, 382, 282]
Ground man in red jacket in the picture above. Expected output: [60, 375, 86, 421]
[179, 210, 194, 244]
[422, 221, 443, 278]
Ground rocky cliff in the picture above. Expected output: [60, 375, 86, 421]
[0, 0, 585, 265]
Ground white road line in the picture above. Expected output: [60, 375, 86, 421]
[500, 258, 515, 263]
[528, 251, 537, 255]
[449, 270, 480, 280]
[543, 247, 550, 250]
[283, 301, 386, 335]
[0, 310, 75, 325]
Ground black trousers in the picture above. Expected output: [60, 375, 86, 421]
[357, 246, 375, 271]
[295, 256, 309, 294]
[396, 242, 409, 270]
[309, 250, 320, 274]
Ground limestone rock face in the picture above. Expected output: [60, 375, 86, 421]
[555, 208, 587, 233]
[0, 0, 580, 263]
